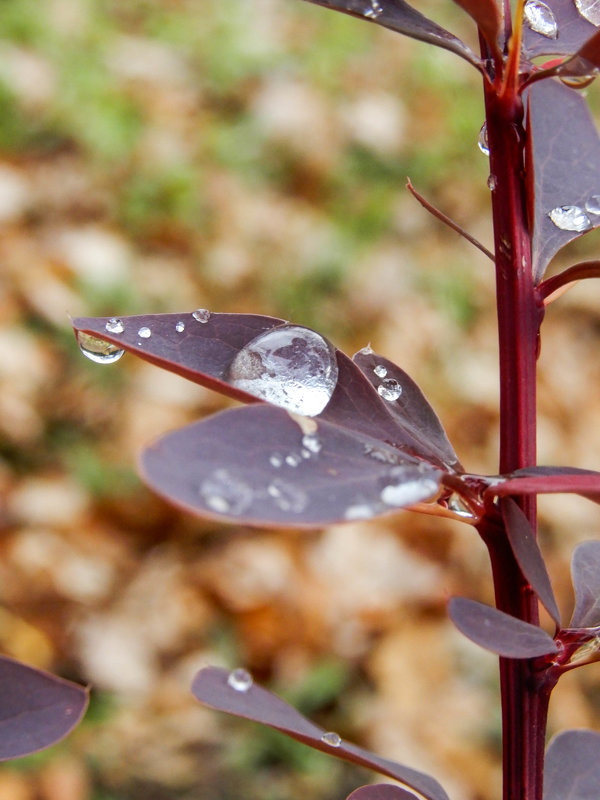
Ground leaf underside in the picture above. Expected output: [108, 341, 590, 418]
[522, 0, 599, 57]
[448, 597, 558, 658]
[346, 785, 420, 800]
[0, 656, 88, 761]
[570, 541, 600, 627]
[544, 729, 600, 800]
[192, 667, 450, 800]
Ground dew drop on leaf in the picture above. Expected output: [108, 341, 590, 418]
[227, 668, 253, 692]
[227, 325, 339, 417]
[269, 453, 283, 468]
[377, 378, 402, 402]
[585, 194, 600, 215]
[548, 205, 592, 232]
[285, 452, 302, 467]
[267, 479, 308, 513]
[301, 434, 322, 454]
[373, 364, 388, 378]
[199, 469, 253, 515]
[77, 331, 125, 365]
[344, 503, 377, 520]
[380, 469, 439, 508]
[175, 320, 185, 333]
[523, 0, 559, 38]
[137, 326, 152, 339]
[478, 122, 490, 156]
[345, 0, 383, 19]
[192, 308, 211, 323]
[105, 318, 124, 334]
[575, 0, 600, 26]
[321, 731, 342, 747]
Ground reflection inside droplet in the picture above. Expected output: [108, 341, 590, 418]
[77, 331, 125, 365]
[523, 0, 558, 38]
[227, 325, 338, 417]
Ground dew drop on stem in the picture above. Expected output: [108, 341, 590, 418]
[523, 0, 559, 38]
[77, 331, 125, 365]
[575, 0, 600, 26]
[478, 123, 490, 156]
[227, 668, 253, 692]
[345, 0, 382, 19]
[548, 205, 592, 232]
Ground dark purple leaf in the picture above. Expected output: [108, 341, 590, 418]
[527, 79, 600, 282]
[557, 29, 600, 77]
[346, 785, 419, 800]
[352, 349, 461, 471]
[192, 666, 450, 800]
[448, 597, 559, 657]
[451, 0, 502, 58]
[300, 1, 481, 69]
[523, 0, 599, 58]
[0, 655, 88, 761]
[544, 729, 600, 800]
[501, 498, 561, 626]
[140, 404, 444, 527]
[570, 541, 600, 627]
[488, 466, 600, 504]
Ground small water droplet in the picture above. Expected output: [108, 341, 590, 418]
[228, 325, 338, 417]
[77, 331, 125, 365]
[548, 205, 592, 232]
[445, 493, 477, 521]
[227, 668, 253, 692]
[487, 174, 497, 191]
[523, 0, 558, 38]
[192, 308, 211, 323]
[346, 0, 382, 18]
[380, 470, 439, 508]
[269, 453, 283, 468]
[559, 70, 597, 89]
[575, 0, 600, 26]
[373, 364, 387, 378]
[377, 378, 402, 402]
[175, 320, 185, 333]
[267, 479, 307, 513]
[105, 318, 124, 334]
[285, 452, 302, 467]
[358, 343, 373, 355]
[138, 326, 152, 339]
[478, 122, 490, 156]
[301, 434, 322, 454]
[364, 443, 403, 465]
[199, 469, 253, 515]
[585, 194, 600, 215]
[321, 731, 342, 747]
[344, 503, 377, 521]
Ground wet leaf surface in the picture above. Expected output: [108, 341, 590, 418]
[544, 729, 600, 800]
[570, 541, 600, 627]
[523, 0, 599, 57]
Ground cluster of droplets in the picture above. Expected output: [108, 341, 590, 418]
[523, 0, 558, 38]
[548, 195, 600, 232]
[345, 0, 382, 19]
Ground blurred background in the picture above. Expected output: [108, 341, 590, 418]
[1, 1, 600, 798]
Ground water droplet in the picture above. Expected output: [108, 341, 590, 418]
[344, 503, 377, 520]
[487, 174, 497, 191]
[559, 70, 597, 89]
[301, 434, 322, 454]
[373, 364, 387, 378]
[269, 453, 283, 468]
[267, 479, 307, 513]
[199, 469, 253, 515]
[227, 668, 253, 692]
[77, 331, 125, 365]
[575, 0, 600, 26]
[364, 443, 404, 465]
[548, 205, 592, 232]
[138, 326, 151, 339]
[175, 320, 185, 333]
[358, 343, 373, 355]
[346, 0, 382, 19]
[585, 194, 600, 215]
[380, 470, 439, 508]
[285, 452, 302, 467]
[478, 122, 490, 156]
[321, 731, 342, 747]
[228, 325, 338, 417]
[105, 318, 124, 334]
[377, 378, 402, 402]
[192, 308, 211, 323]
[523, 0, 558, 38]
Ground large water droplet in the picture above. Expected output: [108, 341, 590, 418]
[321, 731, 342, 747]
[478, 123, 490, 156]
[199, 469, 253, 515]
[523, 0, 559, 38]
[377, 378, 402, 402]
[380, 468, 439, 508]
[105, 318, 124, 334]
[548, 205, 592, 232]
[373, 364, 387, 378]
[267, 479, 307, 513]
[227, 325, 338, 417]
[175, 320, 185, 333]
[192, 308, 211, 323]
[559, 70, 597, 90]
[227, 668, 253, 692]
[346, 0, 382, 19]
[585, 194, 600, 215]
[575, 0, 600, 26]
[77, 331, 125, 365]
[138, 326, 152, 339]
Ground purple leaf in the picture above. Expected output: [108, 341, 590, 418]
[557, 29, 600, 78]
[352, 349, 461, 471]
[346, 785, 419, 800]
[501, 498, 561, 626]
[299, 1, 481, 69]
[0, 655, 88, 761]
[570, 541, 600, 627]
[523, 0, 599, 58]
[488, 466, 600, 505]
[448, 597, 559, 657]
[140, 404, 443, 527]
[527, 79, 600, 282]
[192, 666, 450, 800]
[544, 729, 600, 800]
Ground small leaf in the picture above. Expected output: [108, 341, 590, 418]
[544, 729, 600, 800]
[140, 404, 443, 527]
[300, 0, 481, 69]
[570, 541, 600, 627]
[489, 466, 600, 505]
[527, 79, 600, 282]
[501, 498, 561, 626]
[0, 655, 88, 761]
[192, 666, 450, 800]
[346, 785, 419, 800]
[523, 0, 599, 58]
[448, 597, 559, 657]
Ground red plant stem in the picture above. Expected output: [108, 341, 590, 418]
[480, 48, 548, 800]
